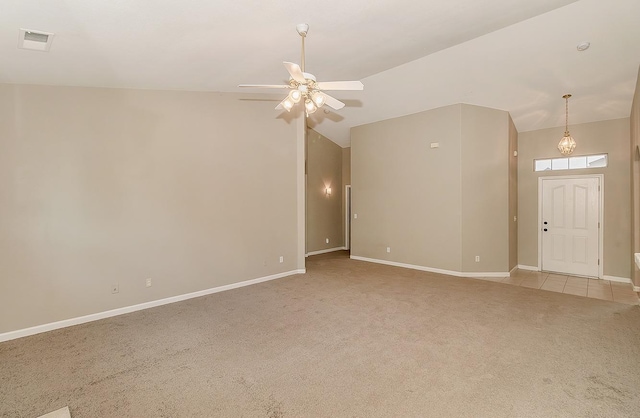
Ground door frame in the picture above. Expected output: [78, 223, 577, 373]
[345, 185, 351, 250]
[537, 174, 604, 278]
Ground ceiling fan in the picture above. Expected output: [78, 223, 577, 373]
[239, 23, 364, 116]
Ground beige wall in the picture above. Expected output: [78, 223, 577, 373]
[351, 104, 511, 274]
[306, 130, 343, 253]
[460, 105, 510, 272]
[631, 68, 640, 287]
[518, 118, 631, 278]
[0, 84, 300, 334]
[509, 116, 519, 270]
[342, 148, 351, 185]
[351, 105, 463, 270]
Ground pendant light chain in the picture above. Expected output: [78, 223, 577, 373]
[565, 95, 569, 135]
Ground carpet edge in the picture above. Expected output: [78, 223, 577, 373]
[0, 269, 306, 343]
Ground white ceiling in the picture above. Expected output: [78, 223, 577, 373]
[2, 0, 639, 147]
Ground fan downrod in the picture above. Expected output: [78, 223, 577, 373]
[296, 23, 309, 71]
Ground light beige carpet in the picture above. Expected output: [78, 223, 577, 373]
[1, 251, 639, 417]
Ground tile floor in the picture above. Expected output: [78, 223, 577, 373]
[479, 269, 640, 305]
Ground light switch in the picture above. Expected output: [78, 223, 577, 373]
[354, 214, 358, 219]
[430, 142, 439, 148]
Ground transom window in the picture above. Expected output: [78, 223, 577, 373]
[534, 154, 608, 172]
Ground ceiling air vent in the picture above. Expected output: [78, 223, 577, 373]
[18, 28, 54, 52]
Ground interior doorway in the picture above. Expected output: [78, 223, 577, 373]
[345, 185, 351, 250]
[538, 175, 603, 278]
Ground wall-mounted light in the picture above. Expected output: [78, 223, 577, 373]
[325, 187, 332, 197]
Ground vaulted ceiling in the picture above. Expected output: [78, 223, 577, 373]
[2, 0, 639, 147]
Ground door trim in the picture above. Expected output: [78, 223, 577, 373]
[345, 185, 351, 250]
[537, 174, 604, 278]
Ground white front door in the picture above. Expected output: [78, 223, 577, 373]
[541, 177, 600, 278]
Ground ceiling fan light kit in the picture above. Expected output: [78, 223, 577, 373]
[239, 24, 363, 116]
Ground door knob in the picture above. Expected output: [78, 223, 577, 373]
[543, 228, 548, 231]
[543, 221, 548, 225]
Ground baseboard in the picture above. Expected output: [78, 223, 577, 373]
[633, 285, 640, 292]
[306, 247, 347, 257]
[517, 264, 539, 272]
[510, 265, 518, 276]
[603, 275, 631, 284]
[0, 269, 306, 343]
[349, 255, 508, 278]
[463, 272, 510, 278]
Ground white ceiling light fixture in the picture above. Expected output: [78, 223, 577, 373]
[558, 94, 577, 155]
[18, 28, 54, 52]
[239, 24, 363, 117]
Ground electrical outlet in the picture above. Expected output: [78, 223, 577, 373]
[475, 256, 480, 262]
[325, 238, 329, 244]
[146, 278, 152, 287]
[279, 256, 284, 263]
[111, 283, 119, 294]
[386, 247, 391, 253]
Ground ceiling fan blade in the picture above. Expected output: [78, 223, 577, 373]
[238, 84, 290, 89]
[316, 81, 364, 91]
[283, 62, 306, 83]
[317, 92, 345, 110]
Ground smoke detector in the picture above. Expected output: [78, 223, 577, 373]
[18, 29, 54, 52]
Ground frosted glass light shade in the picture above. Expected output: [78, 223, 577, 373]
[283, 98, 294, 112]
[290, 90, 302, 103]
[312, 92, 325, 107]
[558, 134, 576, 155]
[305, 99, 317, 114]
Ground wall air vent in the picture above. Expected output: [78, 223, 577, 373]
[18, 28, 54, 52]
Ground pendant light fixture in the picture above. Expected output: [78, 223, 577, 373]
[557, 94, 576, 155]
